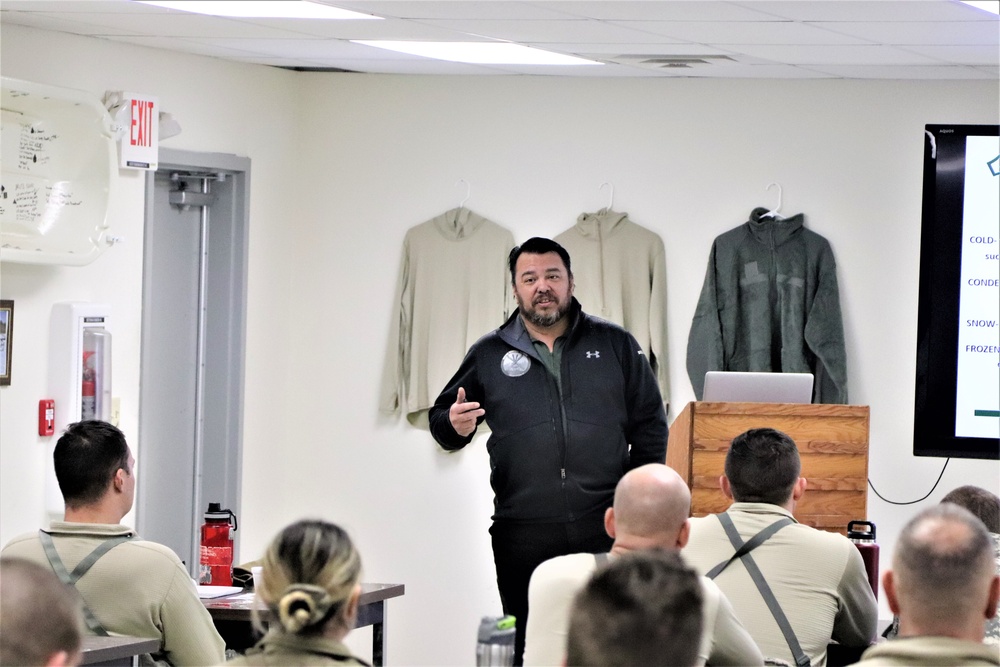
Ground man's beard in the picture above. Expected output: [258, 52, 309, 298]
[519, 293, 570, 328]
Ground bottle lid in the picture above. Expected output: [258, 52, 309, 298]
[847, 520, 876, 541]
[204, 503, 238, 529]
[205, 502, 229, 520]
[477, 615, 516, 642]
[82, 381, 95, 396]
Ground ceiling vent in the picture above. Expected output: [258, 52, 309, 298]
[274, 66, 360, 73]
[606, 54, 738, 70]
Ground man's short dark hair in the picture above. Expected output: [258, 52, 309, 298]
[508, 237, 572, 285]
[54, 420, 130, 508]
[724, 428, 801, 505]
[941, 485, 1000, 533]
[566, 549, 703, 667]
[0, 557, 82, 666]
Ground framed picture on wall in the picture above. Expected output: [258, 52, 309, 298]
[0, 300, 12, 386]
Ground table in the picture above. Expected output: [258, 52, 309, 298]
[81, 635, 160, 666]
[204, 583, 404, 666]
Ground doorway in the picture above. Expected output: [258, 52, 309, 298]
[136, 148, 250, 575]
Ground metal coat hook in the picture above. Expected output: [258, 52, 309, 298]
[457, 179, 471, 208]
[765, 182, 783, 217]
[599, 181, 614, 210]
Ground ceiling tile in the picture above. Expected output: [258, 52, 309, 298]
[813, 20, 1000, 45]
[656, 63, 835, 79]
[16, 11, 318, 38]
[0, 11, 137, 35]
[102, 34, 267, 58]
[616, 20, 872, 45]
[524, 1, 783, 21]
[413, 18, 668, 43]
[170, 37, 391, 59]
[331, 1, 575, 20]
[733, 0, 994, 22]
[293, 57, 508, 74]
[531, 42, 720, 56]
[901, 43, 1000, 65]
[733, 43, 946, 65]
[806, 64, 996, 79]
[231, 16, 472, 40]
[1, 1, 170, 13]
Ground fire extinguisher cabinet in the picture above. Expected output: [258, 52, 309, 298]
[46, 302, 112, 513]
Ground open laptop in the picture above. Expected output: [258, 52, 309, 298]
[702, 371, 814, 404]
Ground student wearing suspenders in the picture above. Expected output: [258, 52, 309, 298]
[682, 428, 878, 667]
[1, 421, 225, 666]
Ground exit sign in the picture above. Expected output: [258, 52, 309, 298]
[119, 93, 158, 170]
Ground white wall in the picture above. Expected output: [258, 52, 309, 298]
[2, 23, 998, 666]
[0, 16, 302, 614]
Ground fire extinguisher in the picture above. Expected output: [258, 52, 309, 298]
[199, 502, 237, 586]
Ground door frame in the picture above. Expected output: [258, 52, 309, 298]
[137, 148, 250, 573]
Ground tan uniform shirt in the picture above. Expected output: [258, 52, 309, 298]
[224, 632, 370, 666]
[682, 503, 878, 667]
[2, 522, 225, 666]
[522, 551, 763, 666]
[857, 636, 1000, 666]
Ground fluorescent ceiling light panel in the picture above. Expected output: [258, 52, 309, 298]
[960, 1, 1000, 15]
[136, 1, 380, 20]
[354, 41, 602, 66]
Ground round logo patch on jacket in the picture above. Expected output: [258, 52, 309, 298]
[501, 350, 531, 377]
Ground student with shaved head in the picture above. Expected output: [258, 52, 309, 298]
[523, 463, 762, 666]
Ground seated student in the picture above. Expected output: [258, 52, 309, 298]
[565, 549, 704, 667]
[1, 421, 225, 666]
[0, 557, 83, 667]
[227, 519, 369, 666]
[681, 428, 877, 666]
[854, 503, 1000, 666]
[524, 464, 762, 666]
[884, 485, 1000, 646]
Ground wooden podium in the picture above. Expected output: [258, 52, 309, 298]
[666, 402, 870, 533]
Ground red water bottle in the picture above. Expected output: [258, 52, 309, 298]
[847, 520, 879, 599]
[199, 503, 237, 586]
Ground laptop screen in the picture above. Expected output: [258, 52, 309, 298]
[702, 371, 814, 404]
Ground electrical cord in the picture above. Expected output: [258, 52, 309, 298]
[867, 458, 950, 505]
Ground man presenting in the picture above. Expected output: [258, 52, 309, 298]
[429, 237, 668, 664]
[2, 420, 226, 666]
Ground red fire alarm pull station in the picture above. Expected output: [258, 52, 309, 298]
[39, 400, 55, 436]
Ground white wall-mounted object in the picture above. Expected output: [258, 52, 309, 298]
[1, 77, 117, 265]
[46, 302, 113, 513]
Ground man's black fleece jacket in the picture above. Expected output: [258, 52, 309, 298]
[429, 298, 668, 523]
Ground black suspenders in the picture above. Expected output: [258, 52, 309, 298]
[39, 530, 134, 636]
[706, 514, 811, 667]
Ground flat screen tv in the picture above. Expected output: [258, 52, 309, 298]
[914, 124, 999, 459]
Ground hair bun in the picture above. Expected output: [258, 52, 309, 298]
[276, 584, 333, 633]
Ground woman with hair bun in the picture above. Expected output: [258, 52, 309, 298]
[227, 519, 369, 666]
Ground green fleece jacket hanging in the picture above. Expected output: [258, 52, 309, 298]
[686, 207, 848, 404]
